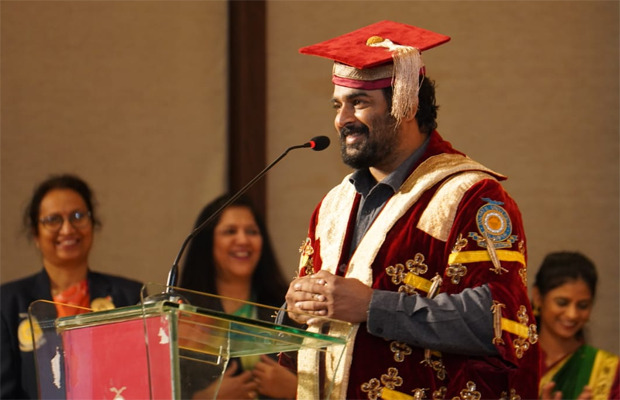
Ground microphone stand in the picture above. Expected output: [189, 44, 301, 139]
[145, 136, 329, 303]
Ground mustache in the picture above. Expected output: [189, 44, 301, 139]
[340, 124, 370, 138]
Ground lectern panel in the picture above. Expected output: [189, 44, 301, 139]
[28, 284, 353, 399]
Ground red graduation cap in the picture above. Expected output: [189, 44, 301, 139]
[299, 20, 450, 123]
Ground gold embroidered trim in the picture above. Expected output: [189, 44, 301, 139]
[298, 237, 315, 275]
[492, 301, 506, 345]
[448, 250, 526, 267]
[418, 171, 497, 241]
[382, 367, 404, 390]
[483, 232, 508, 275]
[458, 381, 482, 400]
[333, 61, 393, 81]
[492, 302, 538, 358]
[446, 263, 468, 285]
[297, 323, 358, 399]
[433, 387, 447, 400]
[386, 254, 430, 294]
[500, 388, 522, 400]
[447, 234, 469, 285]
[518, 267, 528, 287]
[419, 271, 446, 380]
[421, 354, 447, 381]
[390, 341, 413, 362]
[361, 377, 382, 399]
[452, 233, 468, 252]
[517, 240, 527, 286]
[362, 367, 404, 400]
[428, 274, 442, 298]
[405, 254, 428, 275]
[386, 264, 406, 285]
[315, 176, 357, 276]
[390, 263, 444, 379]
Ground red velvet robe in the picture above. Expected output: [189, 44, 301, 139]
[296, 131, 540, 399]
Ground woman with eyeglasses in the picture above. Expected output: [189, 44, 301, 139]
[0, 173, 143, 399]
[534, 251, 619, 400]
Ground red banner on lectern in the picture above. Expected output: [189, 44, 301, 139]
[62, 316, 173, 399]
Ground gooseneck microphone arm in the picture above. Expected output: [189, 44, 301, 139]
[164, 135, 330, 291]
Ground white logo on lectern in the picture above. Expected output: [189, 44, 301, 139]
[110, 386, 126, 400]
[158, 327, 169, 344]
[51, 347, 62, 389]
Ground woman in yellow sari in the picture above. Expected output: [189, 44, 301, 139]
[533, 251, 619, 400]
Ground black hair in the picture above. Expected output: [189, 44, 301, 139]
[179, 194, 288, 307]
[534, 251, 598, 299]
[23, 173, 100, 238]
[382, 75, 439, 134]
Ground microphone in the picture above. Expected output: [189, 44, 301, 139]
[307, 135, 330, 151]
[146, 135, 330, 303]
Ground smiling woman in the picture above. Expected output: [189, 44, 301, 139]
[533, 252, 620, 400]
[212, 206, 264, 294]
[178, 193, 297, 399]
[34, 189, 94, 281]
[0, 173, 143, 399]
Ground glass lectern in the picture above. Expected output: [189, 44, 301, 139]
[28, 283, 353, 399]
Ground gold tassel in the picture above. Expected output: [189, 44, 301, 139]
[366, 37, 424, 125]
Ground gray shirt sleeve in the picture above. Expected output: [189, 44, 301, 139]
[366, 284, 498, 356]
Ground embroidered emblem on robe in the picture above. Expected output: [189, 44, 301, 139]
[469, 199, 517, 248]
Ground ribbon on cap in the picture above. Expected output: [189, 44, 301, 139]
[366, 36, 424, 125]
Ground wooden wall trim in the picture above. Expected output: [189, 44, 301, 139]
[227, 0, 267, 217]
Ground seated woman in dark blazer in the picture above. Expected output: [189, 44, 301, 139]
[0, 174, 143, 399]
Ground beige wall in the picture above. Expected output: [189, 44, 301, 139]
[266, 1, 619, 354]
[2, 1, 618, 355]
[1, 1, 228, 283]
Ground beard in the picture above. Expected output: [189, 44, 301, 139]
[339, 112, 400, 170]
